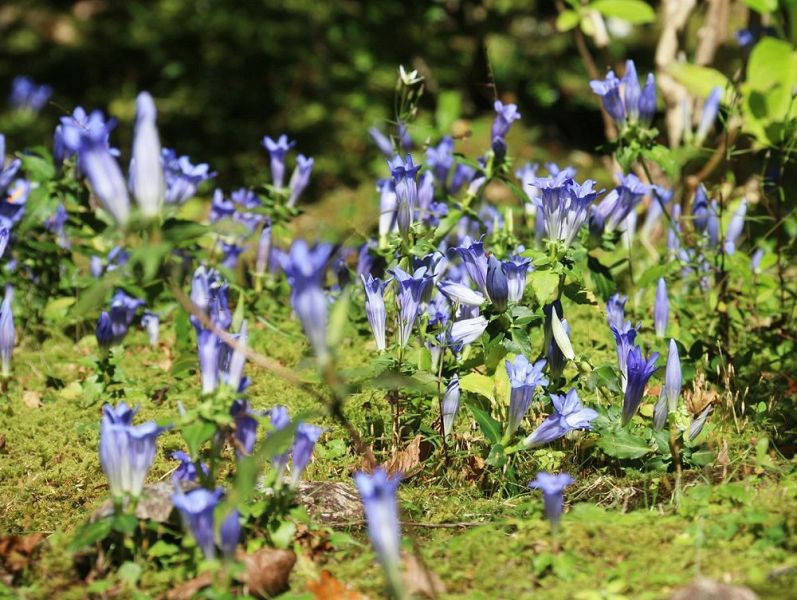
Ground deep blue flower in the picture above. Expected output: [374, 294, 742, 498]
[590, 173, 648, 235]
[100, 402, 166, 499]
[606, 294, 627, 331]
[532, 173, 600, 248]
[262, 134, 295, 188]
[416, 172, 435, 216]
[391, 266, 432, 348]
[109, 290, 145, 343]
[290, 423, 323, 486]
[130, 92, 164, 218]
[0, 291, 13, 376]
[220, 241, 245, 270]
[361, 274, 387, 351]
[161, 148, 215, 204]
[590, 61, 655, 127]
[0, 227, 8, 259]
[354, 468, 403, 596]
[209, 189, 236, 223]
[654, 278, 668, 338]
[288, 154, 314, 208]
[196, 328, 221, 394]
[388, 154, 421, 239]
[639, 73, 657, 125]
[96, 311, 113, 351]
[450, 163, 475, 194]
[692, 186, 710, 233]
[9, 76, 52, 112]
[503, 254, 531, 302]
[491, 100, 521, 143]
[172, 487, 223, 559]
[610, 323, 639, 392]
[524, 389, 598, 448]
[724, 199, 747, 255]
[224, 320, 248, 392]
[529, 472, 574, 527]
[280, 241, 334, 363]
[231, 398, 259, 457]
[486, 256, 509, 311]
[171, 450, 208, 485]
[505, 355, 549, 437]
[219, 507, 241, 560]
[622, 346, 659, 425]
[442, 375, 460, 438]
[590, 71, 625, 124]
[450, 239, 488, 295]
[695, 87, 723, 144]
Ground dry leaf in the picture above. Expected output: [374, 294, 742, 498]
[307, 570, 367, 600]
[670, 577, 758, 600]
[235, 547, 296, 598]
[0, 532, 45, 574]
[92, 483, 174, 523]
[22, 391, 42, 409]
[295, 481, 363, 524]
[402, 553, 446, 599]
[384, 435, 422, 478]
[166, 572, 213, 600]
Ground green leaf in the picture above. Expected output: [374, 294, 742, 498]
[19, 152, 56, 181]
[485, 443, 506, 467]
[667, 63, 732, 101]
[459, 373, 495, 402]
[69, 518, 113, 551]
[118, 561, 142, 586]
[327, 288, 351, 352]
[641, 144, 679, 182]
[556, 9, 581, 32]
[466, 402, 502, 444]
[530, 270, 560, 305]
[147, 540, 179, 559]
[742, 0, 777, 13]
[597, 429, 652, 459]
[587, 255, 615, 300]
[590, 0, 656, 24]
[43, 297, 76, 323]
[162, 218, 209, 244]
[182, 420, 217, 457]
[637, 262, 671, 289]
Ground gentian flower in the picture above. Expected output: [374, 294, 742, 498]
[441, 375, 460, 438]
[610, 323, 638, 392]
[56, 106, 119, 170]
[503, 254, 531, 302]
[361, 274, 387, 351]
[692, 186, 709, 233]
[197, 328, 221, 394]
[391, 266, 432, 349]
[590, 173, 648, 235]
[9, 76, 52, 112]
[209, 189, 235, 223]
[0, 227, 8, 259]
[280, 241, 334, 363]
[529, 472, 574, 528]
[639, 73, 657, 125]
[255, 221, 272, 279]
[524, 389, 597, 448]
[622, 346, 658, 425]
[547, 317, 570, 382]
[0, 178, 29, 231]
[129, 92, 164, 218]
[0, 135, 21, 197]
[550, 304, 575, 361]
[606, 294, 627, 331]
[161, 148, 215, 204]
[220, 241, 245, 270]
[77, 126, 130, 225]
[438, 280, 485, 307]
[262, 134, 295, 188]
[654, 278, 668, 338]
[96, 311, 113, 351]
[231, 398, 258, 457]
[689, 405, 713, 441]
[171, 450, 208, 484]
[219, 508, 241, 559]
[0, 291, 13, 376]
[505, 355, 549, 437]
[99, 402, 166, 499]
[695, 87, 722, 145]
[426, 291, 450, 328]
[707, 201, 720, 248]
[270, 405, 291, 476]
[354, 468, 403, 596]
[416, 172, 434, 215]
[751, 248, 765, 274]
[724, 199, 747, 255]
[43, 203, 70, 249]
[426, 137, 454, 186]
[450, 163, 475, 194]
[172, 487, 223, 559]
[590, 71, 625, 124]
[290, 423, 323, 486]
[590, 60, 655, 127]
[109, 290, 146, 343]
[369, 127, 394, 157]
[388, 154, 421, 239]
[491, 100, 521, 143]
[450, 239, 488, 295]
[287, 154, 314, 208]
[662, 339, 682, 413]
[448, 315, 488, 348]
[622, 60, 642, 122]
[668, 204, 682, 255]
[486, 256, 509, 311]
[141, 312, 159, 346]
[532, 173, 600, 249]
[378, 178, 398, 241]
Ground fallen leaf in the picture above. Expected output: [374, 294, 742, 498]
[166, 572, 213, 600]
[384, 435, 422, 478]
[92, 483, 174, 523]
[22, 391, 42, 409]
[402, 553, 446, 599]
[235, 547, 296, 598]
[0, 532, 45, 575]
[669, 577, 758, 600]
[295, 480, 364, 524]
[307, 570, 367, 599]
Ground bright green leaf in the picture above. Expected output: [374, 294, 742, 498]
[459, 373, 495, 402]
[590, 0, 656, 24]
[667, 63, 732, 101]
[597, 429, 652, 459]
[556, 10, 581, 32]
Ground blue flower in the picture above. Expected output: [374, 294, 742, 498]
[95, 311, 113, 351]
[590, 71, 625, 124]
[689, 405, 713, 441]
[610, 323, 638, 392]
[695, 87, 723, 144]
[269, 406, 291, 476]
[503, 254, 531, 302]
[547, 316, 570, 382]
[219, 507, 241, 560]
[378, 179, 398, 241]
[231, 398, 259, 457]
[491, 100, 521, 143]
[505, 355, 549, 437]
[531, 173, 600, 248]
[290, 423, 323, 486]
[209, 189, 236, 223]
[663, 338, 682, 412]
[426, 137, 454, 186]
[172, 487, 223, 559]
[0, 227, 8, 259]
[450, 239, 488, 295]
[76, 126, 130, 225]
[109, 290, 146, 343]
[388, 154, 421, 239]
[220, 241, 245, 270]
[171, 450, 208, 485]
[141, 312, 159, 346]
[529, 472, 574, 527]
[606, 294, 627, 331]
[442, 375, 460, 438]
[0, 178, 28, 231]
[724, 199, 747, 255]
[369, 127, 394, 157]
[590, 173, 648, 235]
[590, 61, 655, 127]
[197, 328, 222, 394]
[262, 134, 295, 188]
[161, 148, 215, 204]
[524, 389, 597, 448]
[654, 278, 668, 338]
[692, 186, 710, 233]
[391, 266, 432, 349]
[129, 92, 164, 218]
[361, 274, 387, 351]
[288, 154, 314, 208]
[99, 402, 166, 499]
[0, 291, 13, 377]
[280, 241, 334, 363]
[448, 315, 488, 348]
[622, 346, 658, 426]
[750, 248, 765, 274]
[354, 468, 403, 596]
[9, 76, 52, 112]
[255, 221, 273, 278]
[437, 280, 485, 307]
[486, 256, 509, 312]
[450, 163, 475, 194]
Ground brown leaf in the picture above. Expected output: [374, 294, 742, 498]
[22, 391, 42, 409]
[307, 570, 367, 600]
[670, 577, 758, 600]
[166, 572, 213, 600]
[235, 548, 296, 598]
[0, 533, 45, 573]
[402, 553, 446, 599]
[295, 480, 364, 525]
[384, 435, 422, 478]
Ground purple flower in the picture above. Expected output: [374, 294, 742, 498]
[448, 315, 488, 348]
[610, 323, 638, 392]
[590, 61, 655, 127]
[141, 312, 159, 346]
[255, 221, 272, 278]
[161, 148, 215, 204]
[505, 355, 549, 437]
[606, 294, 627, 331]
[172, 487, 223, 559]
[280, 241, 334, 363]
[547, 317, 570, 382]
[197, 328, 221, 394]
[532, 173, 600, 248]
[524, 389, 597, 448]
[695, 87, 723, 144]
[96, 311, 113, 350]
[689, 405, 713, 441]
[622, 346, 658, 426]
[450, 163, 475, 194]
[751, 248, 765, 274]
[369, 127, 394, 157]
[724, 199, 747, 255]
[426, 137, 454, 186]
[220, 241, 245, 270]
[288, 154, 314, 208]
[77, 127, 130, 225]
[130, 92, 164, 218]
[662, 339, 682, 413]
[109, 290, 146, 343]
[388, 154, 421, 239]
[442, 375, 460, 438]
[590, 71, 625, 124]
[378, 178, 398, 241]
[668, 204, 682, 255]
[290, 423, 323, 486]
[692, 186, 709, 233]
[450, 239, 488, 295]
[209, 189, 235, 223]
[219, 507, 241, 559]
[590, 173, 648, 235]
[503, 255, 531, 302]
[0, 291, 13, 376]
[9, 76, 52, 112]
[270, 405, 291, 475]
[529, 472, 574, 527]
[491, 100, 521, 143]
[622, 60, 642, 122]
[231, 398, 259, 457]
[391, 266, 432, 348]
[224, 320, 248, 392]
[639, 73, 657, 125]
[171, 450, 208, 485]
[486, 256, 509, 311]
[262, 134, 295, 188]
[437, 280, 485, 307]
[361, 274, 387, 351]
[0, 228, 7, 259]
[654, 278, 668, 338]
[99, 402, 166, 499]
[354, 468, 403, 595]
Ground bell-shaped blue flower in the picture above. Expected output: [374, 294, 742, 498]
[503, 254, 531, 302]
[77, 127, 130, 225]
[441, 375, 460, 438]
[622, 346, 658, 425]
[505, 355, 549, 437]
[290, 423, 323, 486]
[524, 389, 597, 448]
[0, 291, 13, 377]
[529, 472, 574, 527]
[391, 266, 432, 349]
[654, 278, 669, 338]
[724, 199, 747, 255]
[490, 100, 521, 143]
[130, 92, 164, 218]
[288, 154, 314, 208]
[262, 134, 295, 188]
[606, 294, 627, 331]
[486, 256, 509, 311]
[361, 274, 387, 351]
[172, 487, 223, 559]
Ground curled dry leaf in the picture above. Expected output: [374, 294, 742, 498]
[235, 547, 296, 598]
[307, 570, 367, 600]
[384, 435, 422, 479]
